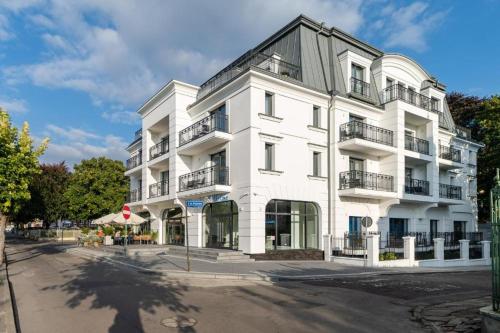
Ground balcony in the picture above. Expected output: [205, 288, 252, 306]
[405, 135, 429, 155]
[439, 144, 463, 170]
[405, 178, 430, 196]
[149, 138, 169, 161]
[338, 121, 396, 156]
[198, 52, 301, 99]
[178, 166, 231, 198]
[382, 84, 440, 114]
[350, 77, 370, 98]
[148, 180, 168, 199]
[439, 183, 462, 203]
[126, 151, 142, 170]
[339, 170, 397, 199]
[127, 188, 142, 203]
[177, 113, 232, 155]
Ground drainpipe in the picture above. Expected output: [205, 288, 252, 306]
[316, 23, 336, 236]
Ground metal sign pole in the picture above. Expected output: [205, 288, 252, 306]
[185, 205, 191, 272]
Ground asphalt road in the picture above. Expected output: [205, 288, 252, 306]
[5, 240, 492, 333]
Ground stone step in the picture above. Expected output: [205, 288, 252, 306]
[165, 246, 254, 262]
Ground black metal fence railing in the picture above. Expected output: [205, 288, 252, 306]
[339, 120, 394, 146]
[331, 233, 367, 258]
[405, 178, 430, 196]
[404, 135, 430, 155]
[382, 84, 440, 113]
[179, 166, 230, 192]
[439, 183, 462, 200]
[126, 151, 142, 170]
[149, 138, 169, 160]
[350, 77, 370, 98]
[127, 188, 142, 202]
[439, 145, 461, 162]
[198, 52, 301, 99]
[179, 113, 228, 147]
[148, 180, 168, 198]
[339, 170, 394, 192]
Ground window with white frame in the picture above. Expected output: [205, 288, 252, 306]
[265, 143, 275, 170]
[312, 105, 321, 127]
[312, 152, 321, 177]
[265, 92, 274, 116]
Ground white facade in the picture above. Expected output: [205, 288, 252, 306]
[124, 17, 482, 255]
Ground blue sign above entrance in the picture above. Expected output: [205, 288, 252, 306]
[186, 200, 204, 208]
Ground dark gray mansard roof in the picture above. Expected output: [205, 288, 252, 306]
[193, 15, 472, 141]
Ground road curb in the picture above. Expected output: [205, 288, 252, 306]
[63, 247, 491, 283]
[1, 261, 18, 333]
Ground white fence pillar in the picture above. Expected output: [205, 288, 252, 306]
[403, 236, 415, 264]
[323, 234, 332, 262]
[367, 234, 380, 267]
[434, 238, 444, 260]
[481, 240, 491, 259]
[459, 239, 469, 260]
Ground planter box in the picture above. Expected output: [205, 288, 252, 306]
[104, 235, 113, 246]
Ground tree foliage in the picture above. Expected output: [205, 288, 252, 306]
[0, 109, 48, 263]
[65, 157, 128, 223]
[446, 93, 500, 221]
[14, 162, 71, 226]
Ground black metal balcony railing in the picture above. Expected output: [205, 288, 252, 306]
[439, 145, 461, 163]
[339, 120, 394, 146]
[382, 84, 440, 114]
[149, 180, 168, 198]
[149, 138, 169, 160]
[350, 77, 370, 98]
[126, 151, 142, 170]
[179, 113, 228, 147]
[127, 188, 142, 202]
[198, 52, 301, 99]
[439, 183, 462, 200]
[405, 178, 430, 196]
[179, 166, 229, 192]
[339, 170, 394, 192]
[405, 135, 430, 155]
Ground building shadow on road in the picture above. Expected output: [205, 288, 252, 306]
[39, 248, 200, 333]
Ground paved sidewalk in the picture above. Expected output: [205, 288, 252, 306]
[64, 245, 491, 281]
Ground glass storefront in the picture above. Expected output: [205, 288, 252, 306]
[265, 200, 318, 250]
[162, 207, 185, 245]
[203, 201, 238, 250]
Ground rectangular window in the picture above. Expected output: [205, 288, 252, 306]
[386, 77, 393, 88]
[389, 218, 408, 238]
[405, 167, 413, 180]
[430, 220, 438, 240]
[349, 114, 364, 123]
[265, 143, 274, 170]
[431, 97, 439, 112]
[351, 63, 364, 80]
[312, 152, 321, 177]
[349, 216, 362, 234]
[265, 92, 274, 116]
[349, 157, 364, 172]
[312, 105, 321, 127]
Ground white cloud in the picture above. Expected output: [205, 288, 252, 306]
[0, 13, 13, 40]
[380, 2, 449, 51]
[40, 124, 129, 168]
[101, 110, 140, 125]
[0, 97, 28, 113]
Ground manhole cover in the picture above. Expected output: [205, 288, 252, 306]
[161, 316, 197, 328]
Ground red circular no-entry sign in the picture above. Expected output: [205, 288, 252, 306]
[122, 204, 131, 220]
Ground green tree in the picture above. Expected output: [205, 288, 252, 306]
[0, 110, 47, 264]
[65, 157, 128, 224]
[15, 162, 71, 227]
[447, 93, 500, 221]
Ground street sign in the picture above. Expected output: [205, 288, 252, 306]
[186, 200, 203, 208]
[361, 216, 373, 228]
[122, 204, 131, 220]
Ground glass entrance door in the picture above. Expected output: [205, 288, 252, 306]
[204, 201, 238, 250]
[163, 207, 184, 245]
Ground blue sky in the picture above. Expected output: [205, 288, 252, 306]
[0, 0, 498, 168]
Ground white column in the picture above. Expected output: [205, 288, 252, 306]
[323, 234, 332, 262]
[481, 240, 491, 259]
[403, 236, 415, 264]
[459, 239, 470, 260]
[434, 238, 444, 260]
[367, 234, 380, 267]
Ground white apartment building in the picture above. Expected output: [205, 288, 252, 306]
[124, 15, 483, 255]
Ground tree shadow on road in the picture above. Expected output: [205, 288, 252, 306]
[41, 251, 200, 333]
